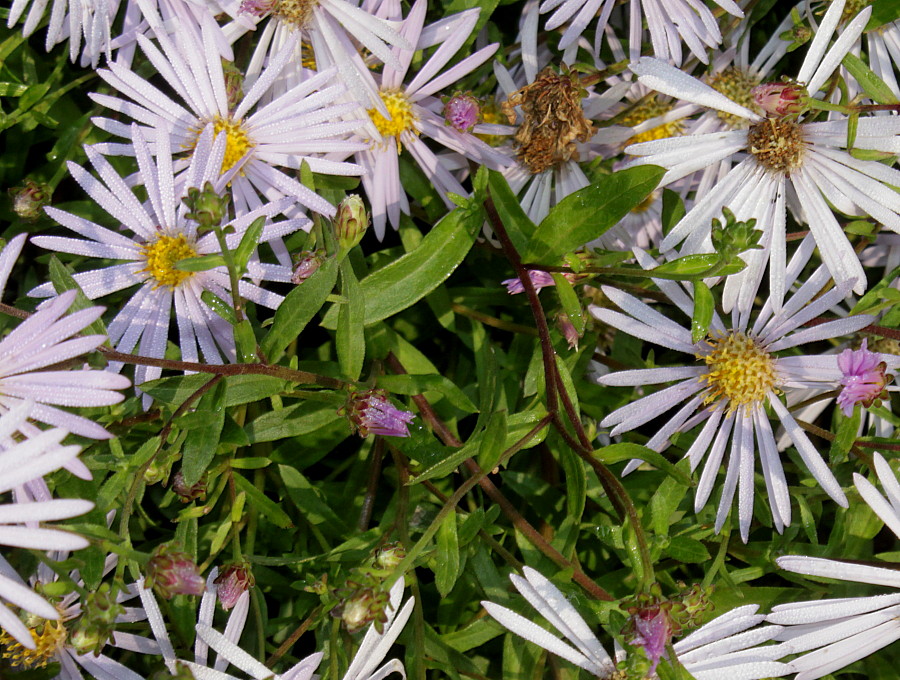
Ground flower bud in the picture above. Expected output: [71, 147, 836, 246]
[556, 312, 581, 350]
[146, 545, 205, 599]
[68, 584, 125, 656]
[183, 181, 229, 231]
[9, 179, 51, 221]
[837, 339, 891, 416]
[335, 195, 368, 251]
[292, 249, 325, 285]
[222, 61, 245, 112]
[374, 542, 406, 571]
[443, 92, 480, 133]
[341, 388, 415, 438]
[172, 470, 207, 503]
[751, 82, 807, 118]
[332, 584, 390, 634]
[214, 562, 255, 610]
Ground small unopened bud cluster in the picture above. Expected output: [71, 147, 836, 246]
[68, 584, 125, 656]
[330, 543, 406, 633]
[146, 544, 205, 599]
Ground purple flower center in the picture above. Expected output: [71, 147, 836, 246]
[443, 93, 480, 133]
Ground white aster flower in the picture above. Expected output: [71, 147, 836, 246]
[6, 0, 119, 66]
[538, 0, 744, 65]
[347, 0, 511, 238]
[90, 18, 365, 233]
[592, 248, 875, 541]
[768, 451, 900, 680]
[29, 124, 302, 402]
[483, 566, 793, 679]
[0, 234, 130, 444]
[0, 402, 94, 651]
[627, 0, 900, 313]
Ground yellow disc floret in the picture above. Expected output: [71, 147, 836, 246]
[271, 0, 318, 29]
[368, 90, 418, 151]
[0, 620, 67, 669]
[212, 117, 253, 174]
[699, 332, 777, 410]
[620, 95, 684, 146]
[141, 234, 198, 289]
[707, 67, 761, 129]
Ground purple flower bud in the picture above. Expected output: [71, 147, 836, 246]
[837, 339, 890, 416]
[9, 179, 51, 221]
[556, 312, 581, 350]
[343, 388, 415, 438]
[443, 92, 481, 133]
[292, 249, 326, 285]
[146, 545, 206, 599]
[751, 82, 807, 118]
[503, 269, 576, 295]
[214, 563, 255, 611]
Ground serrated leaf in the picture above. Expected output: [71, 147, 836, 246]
[322, 206, 483, 328]
[262, 255, 338, 361]
[435, 512, 460, 597]
[691, 281, 714, 343]
[523, 165, 665, 264]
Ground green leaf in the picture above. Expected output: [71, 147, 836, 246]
[200, 290, 237, 325]
[594, 443, 692, 486]
[648, 253, 745, 280]
[867, 0, 900, 31]
[140, 374, 291, 406]
[245, 402, 343, 443]
[181, 379, 226, 486]
[842, 52, 899, 104]
[552, 273, 585, 335]
[558, 445, 587, 520]
[233, 216, 266, 273]
[47, 256, 108, 337]
[523, 166, 665, 264]
[691, 281, 714, 343]
[336, 259, 365, 381]
[262, 255, 338, 361]
[279, 464, 348, 533]
[376, 374, 478, 413]
[664, 536, 711, 564]
[174, 254, 228, 272]
[476, 410, 508, 473]
[321, 206, 482, 328]
[435, 512, 460, 597]
[650, 469, 690, 536]
[233, 319, 258, 363]
[486, 169, 536, 253]
[232, 471, 293, 528]
[661, 188, 686, 237]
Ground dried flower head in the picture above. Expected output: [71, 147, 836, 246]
[503, 67, 594, 175]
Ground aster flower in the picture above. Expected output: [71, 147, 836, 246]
[536, 0, 744, 65]
[768, 451, 900, 680]
[836, 339, 892, 415]
[6, 0, 119, 66]
[627, 0, 900, 313]
[592, 249, 875, 541]
[0, 233, 130, 446]
[502, 269, 568, 295]
[0, 402, 94, 651]
[29, 124, 303, 401]
[89, 19, 365, 234]
[347, 0, 512, 237]
[482, 566, 793, 679]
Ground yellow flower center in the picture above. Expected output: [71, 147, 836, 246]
[368, 90, 419, 151]
[212, 117, 253, 174]
[272, 0, 319, 29]
[699, 332, 777, 410]
[707, 67, 761, 129]
[0, 620, 67, 669]
[141, 234, 198, 289]
[747, 117, 805, 174]
[842, 0, 871, 22]
[620, 96, 683, 145]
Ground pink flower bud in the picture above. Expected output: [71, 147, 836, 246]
[342, 388, 415, 438]
[751, 82, 807, 118]
[292, 250, 326, 285]
[214, 563, 255, 610]
[837, 339, 890, 416]
[172, 470, 207, 502]
[9, 179, 51, 221]
[146, 545, 205, 599]
[443, 92, 481, 133]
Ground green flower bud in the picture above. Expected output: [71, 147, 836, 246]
[183, 182, 229, 232]
[9, 179, 52, 221]
[335, 195, 368, 251]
